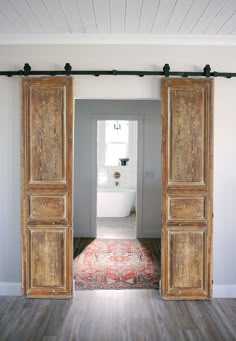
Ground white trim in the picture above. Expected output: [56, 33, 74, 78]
[1, 283, 235, 297]
[90, 117, 98, 237]
[0, 34, 236, 46]
[136, 118, 144, 238]
[0, 282, 21, 296]
[213, 285, 236, 298]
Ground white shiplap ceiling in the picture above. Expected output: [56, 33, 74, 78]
[0, 0, 235, 37]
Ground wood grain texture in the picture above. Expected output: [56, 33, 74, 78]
[0, 292, 235, 341]
[29, 87, 65, 182]
[21, 77, 73, 298]
[168, 230, 205, 294]
[161, 78, 214, 300]
[29, 228, 66, 288]
[169, 88, 204, 184]
[168, 195, 206, 222]
[28, 194, 67, 224]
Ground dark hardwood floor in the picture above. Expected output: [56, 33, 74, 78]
[0, 290, 236, 341]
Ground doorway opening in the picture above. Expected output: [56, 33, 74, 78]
[73, 99, 161, 291]
[96, 120, 138, 239]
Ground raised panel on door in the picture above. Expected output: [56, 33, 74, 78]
[28, 86, 66, 185]
[168, 85, 206, 187]
[28, 194, 68, 225]
[21, 77, 73, 298]
[161, 78, 213, 300]
[167, 229, 207, 298]
[167, 194, 207, 223]
[27, 227, 68, 292]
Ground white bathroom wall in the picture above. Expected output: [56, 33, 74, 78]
[73, 100, 161, 238]
[97, 166, 137, 189]
[97, 120, 137, 190]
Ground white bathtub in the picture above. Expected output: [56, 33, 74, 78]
[97, 187, 136, 218]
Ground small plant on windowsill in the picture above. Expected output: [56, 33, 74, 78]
[119, 157, 129, 166]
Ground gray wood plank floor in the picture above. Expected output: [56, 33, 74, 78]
[0, 290, 235, 341]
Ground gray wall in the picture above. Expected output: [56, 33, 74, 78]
[74, 100, 161, 238]
[0, 78, 21, 282]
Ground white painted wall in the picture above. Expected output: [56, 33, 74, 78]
[73, 100, 161, 238]
[97, 165, 137, 190]
[0, 43, 236, 296]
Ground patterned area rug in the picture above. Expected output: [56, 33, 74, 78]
[73, 238, 161, 290]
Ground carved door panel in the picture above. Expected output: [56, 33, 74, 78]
[161, 78, 213, 299]
[21, 77, 73, 298]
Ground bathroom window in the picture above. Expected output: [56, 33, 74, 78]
[105, 121, 129, 166]
[106, 143, 127, 166]
[105, 121, 129, 143]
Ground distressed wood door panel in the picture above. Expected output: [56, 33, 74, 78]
[28, 193, 68, 224]
[167, 194, 207, 223]
[28, 227, 68, 290]
[29, 87, 66, 183]
[168, 87, 206, 186]
[21, 77, 73, 298]
[167, 229, 206, 297]
[161, 78, 213, 300]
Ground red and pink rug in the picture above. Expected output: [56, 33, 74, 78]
[73, 239, 161, 290]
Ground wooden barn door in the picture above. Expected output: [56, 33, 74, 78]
[21, 77, 73, 298]
[161, 78, 213, 299]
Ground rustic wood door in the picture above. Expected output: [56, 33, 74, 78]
[161, 78, 213, 299]
[21, 77, 73, 298]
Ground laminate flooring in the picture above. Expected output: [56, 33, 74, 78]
[0, 290, 236, 341]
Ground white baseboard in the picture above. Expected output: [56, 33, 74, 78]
[213, 285, 236, 298]
[1, 282, 235, 298]
[0, 282, 21, 296]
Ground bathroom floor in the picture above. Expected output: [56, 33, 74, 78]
[97, 213, 136, 239]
